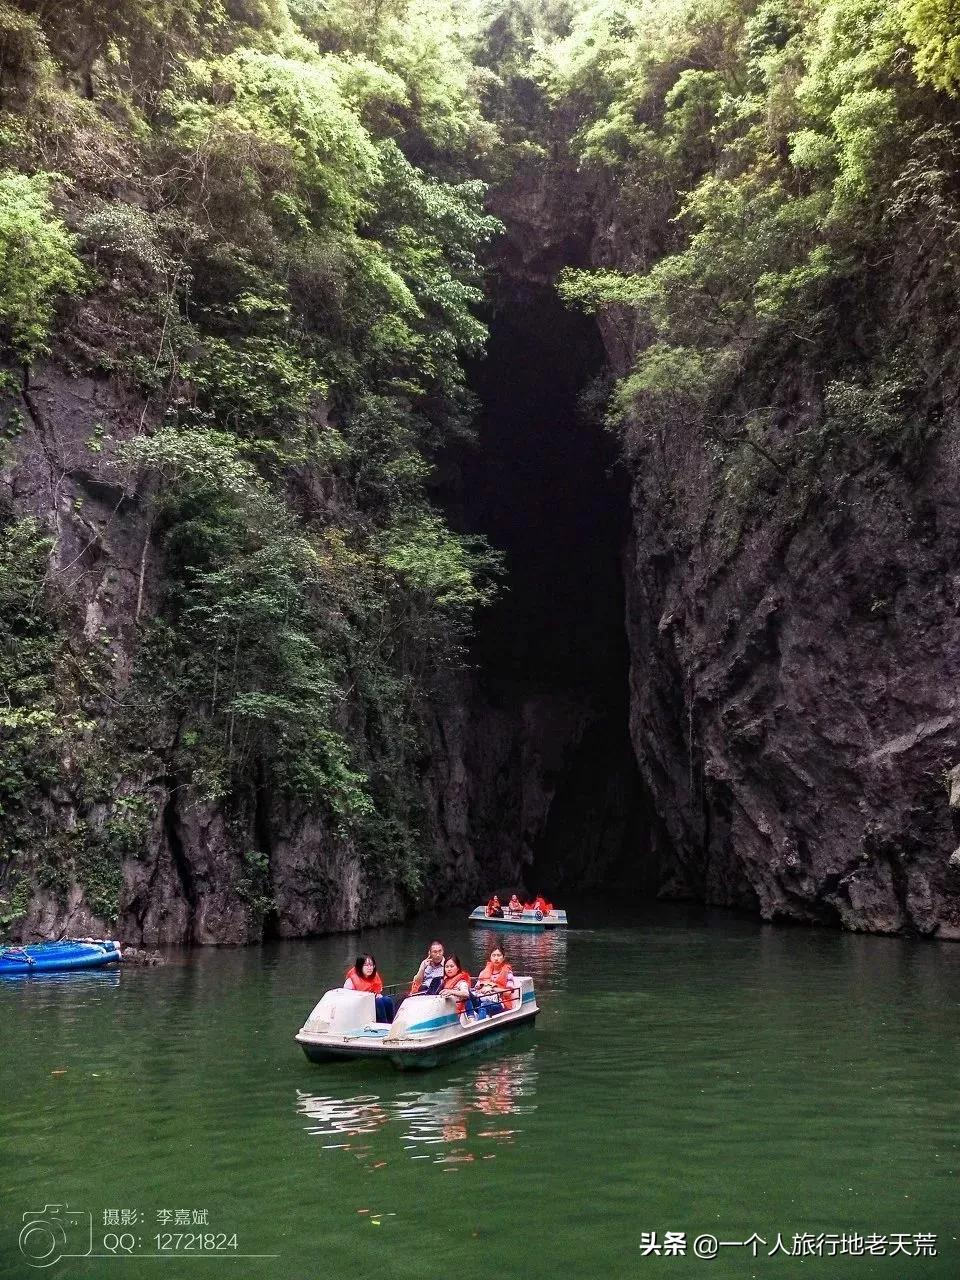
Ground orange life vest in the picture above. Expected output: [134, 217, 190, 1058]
[344, 967, 383, 994]
[442, 969, 471, 1013]
[477, 961, 514, 1009]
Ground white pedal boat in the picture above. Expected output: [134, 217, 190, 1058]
[468, 906, 567, 930]
[295, 979, 539, 1070]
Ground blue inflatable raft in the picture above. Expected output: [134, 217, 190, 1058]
[0, 939, 122, 976]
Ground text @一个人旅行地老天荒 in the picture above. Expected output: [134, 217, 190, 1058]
[636, 1230, 938, 1260]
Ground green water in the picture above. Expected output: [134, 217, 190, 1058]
[2, 906, 959, 1279]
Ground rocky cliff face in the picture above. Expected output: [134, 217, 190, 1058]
[4, 363, 379, 943]
[4, 362, 596, 944]
[603, 309, 960, 938]
[472, 93, 960, 942]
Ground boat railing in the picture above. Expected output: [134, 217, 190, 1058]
[380, 981, 422, 1016]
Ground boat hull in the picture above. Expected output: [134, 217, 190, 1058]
[298, 1009, 537, 1070]
[389, 1010, 537, 1069]
[468, 907, 567, 930]
[0, 940, 123, 976]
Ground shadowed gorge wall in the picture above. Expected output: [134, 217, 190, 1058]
[435, 282, 658, 897]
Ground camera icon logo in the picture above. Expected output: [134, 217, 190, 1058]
[19, 1207, 93, 1269]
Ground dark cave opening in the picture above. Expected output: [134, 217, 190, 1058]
[436, 284, 661, 898]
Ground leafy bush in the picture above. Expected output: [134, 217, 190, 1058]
[0, 170, 85, 357]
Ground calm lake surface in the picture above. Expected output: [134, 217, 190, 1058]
[2, 905, 959, 1279]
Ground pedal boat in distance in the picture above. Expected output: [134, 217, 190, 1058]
[468, 905, 567, 931]
[295, 979, 539, 1070]
[0, 939, 122, 976]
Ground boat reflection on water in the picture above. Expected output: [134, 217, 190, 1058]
[0, 968, 122, 990]
[467, 926, 567, 991]
[296, 1049, 538, 1165]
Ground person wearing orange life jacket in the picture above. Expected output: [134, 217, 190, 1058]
[507, 894, 522, 914]
[344, 954, 383, 994]
[474, 943, 514, 1012]
[485, 894, 503, 918]
[343, 954, 394, 1023]
[439, 953, 476, 1017]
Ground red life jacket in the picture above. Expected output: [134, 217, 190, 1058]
[344, 967, 383, 994]
[477, 961, 514, 1009]
[442, 969, 471, 1013]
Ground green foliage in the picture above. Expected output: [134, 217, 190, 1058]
[102, 794, 156, 856]
[236, 848, 276, 922]
[70, 828, 125, 922]
[557, 268, 649, 313]
[183, 335, 325, 441]
[546, 0, 960, 504]
[77, 202, 176, 286]
[123, 426, 373, 821]
[167, 48, 383, 229]
[0, 516, 61, 821]
[380, 510, 501, 614]
[0, 868, 29, 931]
[901, 0, 960, 95]
[0, 170, 85, 358]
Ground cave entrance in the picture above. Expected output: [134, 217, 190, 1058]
[440, 282, 660, 899]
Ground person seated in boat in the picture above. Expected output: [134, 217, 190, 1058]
[344, 954, 394, 1023]
[473, 943, 514, 1013]
[507, 893, 523, 915]
[485, 894, 503, 918]
[440, 953, 479, 1018]
[533, 894, 549, 914]
[410, 940, 445, 995]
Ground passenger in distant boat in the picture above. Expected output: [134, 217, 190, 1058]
[532, 895, 551, 916]
[507, 894, 523, 914]
[485, 894, 503, 918]
[344, 954, 394, 1023]
[410, 940, 446, 994]
[440, 953, 478, 1017]
[474, 943, 514, 1013]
